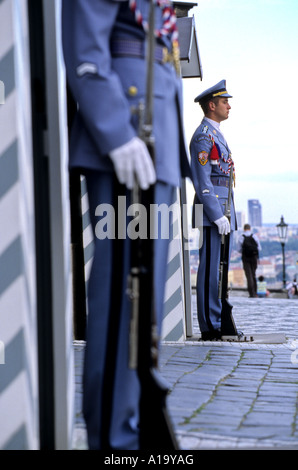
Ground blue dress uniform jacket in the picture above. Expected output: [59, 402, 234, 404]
[190, 117, 236, 335]
[62, 0, 191, 450]
[190, 117, 236, 229]
[62, 0, 191, 185]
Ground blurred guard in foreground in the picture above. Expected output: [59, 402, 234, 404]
[62, 0, 191, 450]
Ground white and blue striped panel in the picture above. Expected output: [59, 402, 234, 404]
[81, 177, 94, 287]
[0, 0, 38, 450]
[161, 191, 186, 342]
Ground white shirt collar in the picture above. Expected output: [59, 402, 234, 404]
[204, 117, 227, 141]
[205, 117, 221, 132]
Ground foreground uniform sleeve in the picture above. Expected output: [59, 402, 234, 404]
[62, 0, 136, 155]
[190, 132, 224, 223]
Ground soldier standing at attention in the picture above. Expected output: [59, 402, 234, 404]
[190, 80, 238, 341]
[62, 0, 191, 450]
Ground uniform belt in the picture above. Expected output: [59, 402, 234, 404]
[111, 39, 175, 66]
[211, 177, 229, 187]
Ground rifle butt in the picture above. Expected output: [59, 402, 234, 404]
[221, 297, 237, 336]
[138, 368, 179, 450]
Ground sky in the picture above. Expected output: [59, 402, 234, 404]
[181, 0, 298, 225]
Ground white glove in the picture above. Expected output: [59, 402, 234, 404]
[214, 215, 230, 235]
[109, 136, 156, 190]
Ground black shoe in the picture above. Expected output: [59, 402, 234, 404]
[200, 329, 221, 341]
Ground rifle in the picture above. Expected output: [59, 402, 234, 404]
[128, 0, 179, 450]
[218, 164, 238, 337]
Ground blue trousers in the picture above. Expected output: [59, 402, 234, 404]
[83, 171, 175, 449]
[196, 226, 233, 333]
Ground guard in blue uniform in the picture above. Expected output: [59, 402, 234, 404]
[62, 0, 191, 450]
[190, 80, 237, 340]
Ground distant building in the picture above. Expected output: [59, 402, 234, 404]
[236, 211, 246, 230]
[256, 259, 276, 280]
[248, 199, 262, 227]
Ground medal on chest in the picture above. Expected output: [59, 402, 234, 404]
[208, 136, 236, 186]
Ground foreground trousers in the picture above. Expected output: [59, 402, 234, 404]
[83, 171, 175, 449]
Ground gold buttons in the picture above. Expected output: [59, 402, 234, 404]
[128, 86, 138, 96]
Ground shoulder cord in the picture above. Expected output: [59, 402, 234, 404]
[129, 0, 179, 43]
[208, 133, 236, 184]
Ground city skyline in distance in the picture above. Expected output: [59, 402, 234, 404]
[236, 197, 298, 230]
[235, 189, 297, 227]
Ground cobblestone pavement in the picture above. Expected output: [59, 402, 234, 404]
[73, 295, 298, 450]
